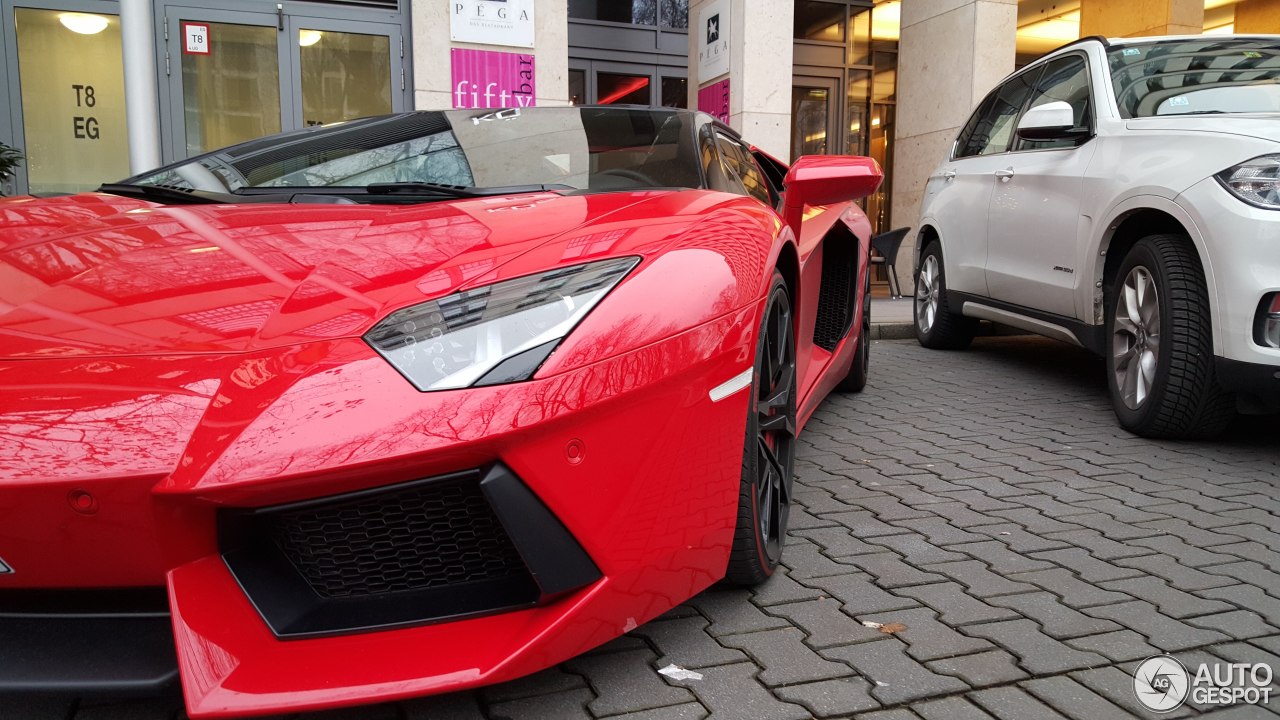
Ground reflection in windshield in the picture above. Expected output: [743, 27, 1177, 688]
[126, 107, 705, 195]
[1109, 39, 1280, 118]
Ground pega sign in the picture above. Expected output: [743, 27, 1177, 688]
[451, 49, 536, 109]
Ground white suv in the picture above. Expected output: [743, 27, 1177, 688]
[915, 34, 1280, 438]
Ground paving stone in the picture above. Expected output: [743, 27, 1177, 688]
[936, 490, 1024, 513]
[689, 588, 790, 636]
[1021, 676, 1135, 720]
[866, 533, 968, 565]
[805, 572, 922, 615]
[1207, 640, 1280, 676]
[782, 537, 867, 579]
[1151, 488, 1251, 513]
[766, 597, 886, 649]
[563, 648, 693, 716]
[1100, 576, 1233, 618]
[772, 677, 880, 718]
[1251, 634, 1280, 656]
[955, 541, 1056, 574]
[1084, 600, 1230, 652]
[859, 606, 993, 662]
[1216, 541, 1280, 573]
[847, 495, 935, 521]
[1040, 529, 1152, 560]
[1115, 554, 1236, 591]
[1063, 629, 1162, 662]
[1054, 512, 1160, 540]
[1007, 568, 1130, 607]
[718, 627, 853, 686]
[1188, 610, 1280, 641]
[669, 662, 810, 720]
[1013, 493, 1096, 519]
[960, 619, 1107, 675]
[968, 686, 1069, 720]
[921, 560, 1037, 598]
[1192, 705, 1276, 719]
[903, 517, 990, 546]
[920, 501, 1006, 528]
[854, 710, 922, 720]
[482, 667, 589, 702]
[924, 648, 1028, 687]
[892, 582, 1022, 626]
[629, 616, 747, 669]
[844, 552, 947, 588]
[972, 524, 1071, 553]
[751, 568, 825, 606]
[402, 693, 487, 720]
[1204, 561, 1280, 595]
[913, 696, 997, 720]
[822, 639, 969, 705]
[824, 510, 915, 538]
[988, 507, 1085, 534]
[1133, 519, 1242, 547]
[1145, 501, 1239, 529]
[603, 702, 709, 720]
[792, 526, 882, 557]
[1070, 666, 1194, 718]
[489, 688, 596, 720]
[987, 591, 1121, 639]
[1027, 548, 1143, 583]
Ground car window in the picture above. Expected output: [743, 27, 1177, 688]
[717, 134, 772, 206]
[1017, 54, 1093, 151]
[751, 149, 787, 207]
[955, 69, 1039, 158]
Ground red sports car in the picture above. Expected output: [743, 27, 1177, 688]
[0, 106, 880, 717]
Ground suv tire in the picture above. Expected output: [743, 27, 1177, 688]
[914, 241, 977, 350]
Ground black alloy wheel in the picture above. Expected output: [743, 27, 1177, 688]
[726, 271, 798, 585]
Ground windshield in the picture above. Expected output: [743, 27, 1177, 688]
[1109, 38, 1280, 118]
[124, 107, 705, 195]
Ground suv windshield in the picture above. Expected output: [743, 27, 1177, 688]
[1109, 38, 1280, 118]
[124, 107, 704, 196]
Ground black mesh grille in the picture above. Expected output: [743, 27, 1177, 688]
[813, 242, 856, 351]
[268, 476, 526, 599]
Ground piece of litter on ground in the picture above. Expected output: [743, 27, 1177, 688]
[998, 531, 1011, 535]
[658, 664, 703, 681]
[876, 681, 889, 686]
[861, 620, 908, 634]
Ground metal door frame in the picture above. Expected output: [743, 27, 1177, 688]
[284, 13, 407, 127]
[790, 74, 841, 161]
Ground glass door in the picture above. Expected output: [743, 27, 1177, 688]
[791, 76, 839, 160]
[164, 8, 288, 159]
[287, 15, 401, 128]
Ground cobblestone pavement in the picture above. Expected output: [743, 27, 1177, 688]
[29, 336, 1280, 720]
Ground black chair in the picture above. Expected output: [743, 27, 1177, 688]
[870, 227, 910, 299]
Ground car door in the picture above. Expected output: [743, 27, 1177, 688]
[921, 69, 1039, 298]
[985, 54, 1098, 319]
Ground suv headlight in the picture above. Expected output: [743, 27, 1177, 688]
[1217, 155, 1280, 209]
[365, 257, 639, 391]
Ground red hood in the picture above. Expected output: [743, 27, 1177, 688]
[0, 190, 663, 359]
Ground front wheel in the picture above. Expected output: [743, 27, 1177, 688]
[1105, 235, 1234, 438]
[914, 241, 976, 349]
[725, 271, 797, 586]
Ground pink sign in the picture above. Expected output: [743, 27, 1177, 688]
[697, 78, 730, 123]
[451, 49, 536, 109]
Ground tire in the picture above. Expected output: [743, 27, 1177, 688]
[725, 271, 797, 586]
[837, 267, 871, 392]
[914, 241, 977, 350]
[1105, 234, 1234, 438]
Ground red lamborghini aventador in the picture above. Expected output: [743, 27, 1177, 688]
[0, 106, 881, 716]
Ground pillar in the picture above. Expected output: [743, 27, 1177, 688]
[686, 0, 793, 160]
[1235, 0, 1280, 33]
[891, 0, 1016, 279]
[120, 0, 162, 175]
[411, 0, 568, 110]
[1080, 0, 1203, 37]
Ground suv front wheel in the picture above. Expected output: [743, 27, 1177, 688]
[1106, 235, 1234, 438]
[915, 241, 977, 350]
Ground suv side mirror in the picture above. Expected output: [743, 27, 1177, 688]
[782, 155, 882, 233]
[1016, 101, 1085, 141]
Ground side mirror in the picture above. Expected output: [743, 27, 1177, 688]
[1016, 101, 1082, 141]
[782, 155, 883, 233]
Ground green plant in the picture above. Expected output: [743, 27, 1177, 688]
[0, 142, 23, 182]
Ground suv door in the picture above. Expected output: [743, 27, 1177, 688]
[985, 53, 1098, 319]
[921, 69, 1038, 297]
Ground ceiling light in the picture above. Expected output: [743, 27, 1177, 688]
[59, 12, 109, 35]
[872, 1, 900, 41]
[299, 30, 323, 47]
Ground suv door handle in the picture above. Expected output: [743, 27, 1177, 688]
[941, 170, 956, 181]
[994, 168, 1015, 181]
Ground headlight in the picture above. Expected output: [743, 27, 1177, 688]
[364, 257, 639, 390]
[1217, 155, 1280, 209]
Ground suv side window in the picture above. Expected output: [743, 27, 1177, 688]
[1016, 54, 1093, 151]
[954, 69, 1039, 158]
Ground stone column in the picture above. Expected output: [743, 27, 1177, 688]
[891, 0, 1016, 276]
[1234, 0, 1280, 33]
[1079, 0, 1204, 37]
[686, 0, 793, 160]
[411, 0, 569, 110]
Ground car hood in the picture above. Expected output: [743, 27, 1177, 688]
[1126, 113, 1280, 143]
[0, 190, 664, 359]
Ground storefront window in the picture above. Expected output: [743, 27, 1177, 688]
[661, 0, 688, 29]
[569, 69, 586, 105]
[662, 77, 688, 108]
[850, 7, 872, 65]
[569, 0, 687, 27]
[794, 1, 846, 43]
[873, 51, 897, 102]
[792, 86, 831, 156]
[299, 29, 392, 127]
[847, 70, 870, 156]
[15, 8, 130, 193]
[598, 73, 651, 105]
[181, 23, 282, 156]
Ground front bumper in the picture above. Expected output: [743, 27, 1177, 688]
[0, 304, 759, 717]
